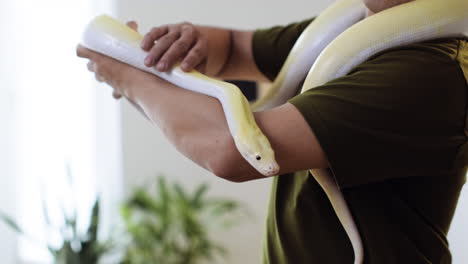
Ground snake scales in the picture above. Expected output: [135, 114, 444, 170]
[81, 0, 468, 262]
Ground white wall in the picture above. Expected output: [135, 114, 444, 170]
[116, 0, 467, 263]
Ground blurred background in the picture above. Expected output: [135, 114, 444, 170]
[0, 0, 467, 263]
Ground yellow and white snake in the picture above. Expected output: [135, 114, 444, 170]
[81, 0, 468, 263]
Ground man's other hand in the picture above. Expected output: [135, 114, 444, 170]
[141, 22, 208, 72]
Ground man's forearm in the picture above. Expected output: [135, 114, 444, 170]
[196, 25, 232, 77]
[129, 71, 237, 176]
[196, 26, 269, 82]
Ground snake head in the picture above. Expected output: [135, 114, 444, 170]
[236, 131, 280, 177]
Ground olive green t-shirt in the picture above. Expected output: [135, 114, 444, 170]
[253, 19, 468, 264]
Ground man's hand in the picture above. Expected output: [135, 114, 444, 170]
[141, 22, 208, 72]
[139, 22, 267, 81]
[77, 21, 154, 100]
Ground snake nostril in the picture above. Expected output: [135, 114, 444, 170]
[256, 155, 261, 161]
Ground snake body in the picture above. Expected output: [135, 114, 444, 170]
[252, 0, 366, 111]
[82, 1, 468, 263]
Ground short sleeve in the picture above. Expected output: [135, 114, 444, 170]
[289, 41, 468, 188]
[252, 18, 315, 81]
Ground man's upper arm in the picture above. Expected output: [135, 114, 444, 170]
[218, 102, 328, 182]
[256, 103, 330, 172]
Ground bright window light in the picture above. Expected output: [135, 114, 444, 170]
[3, 0, 114, 262]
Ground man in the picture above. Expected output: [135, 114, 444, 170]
[77, 0, 468, 262]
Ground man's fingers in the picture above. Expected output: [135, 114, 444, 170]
[76, 44, 106, 63]
[95, 73, 105, 83]
[144, 31, 181, 68]
[181, 39, 207, 72]
[126, 21, 138, 31]
[158, 33, 195, 71]
[76, 44, 95, 59]
[141, 26, 169, 51]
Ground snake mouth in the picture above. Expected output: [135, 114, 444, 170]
[263, 163, 280, 177]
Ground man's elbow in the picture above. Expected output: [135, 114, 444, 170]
[212, 169, 249, 183]
[207, 140, 257, 183]
[177, 131, 261, 183]
[209, 154, 247, 183]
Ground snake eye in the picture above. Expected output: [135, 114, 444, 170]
[256, 155, 262, 161]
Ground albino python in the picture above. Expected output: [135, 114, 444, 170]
[81, 0, 468, 263]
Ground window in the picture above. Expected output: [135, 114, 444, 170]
[0, 0, 119, 262]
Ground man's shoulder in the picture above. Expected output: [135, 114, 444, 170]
[346, 37, 467, 99]
[367, 38, 464, 70]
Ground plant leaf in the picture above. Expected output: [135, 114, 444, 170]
[87, 198, 100, 243]
[0, 211, 23, 235]
[173, 183, 189, 203]
[38, 182, 53, 229]
[64, 163, 79, 240]
[191, 183, 209, 208]
[157, 176, 171, 211]
[129, 189, 162, 214]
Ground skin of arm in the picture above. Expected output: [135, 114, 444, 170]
[77, 45, 328, 182]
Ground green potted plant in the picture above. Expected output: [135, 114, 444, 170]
[121, 176, 247, 264]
